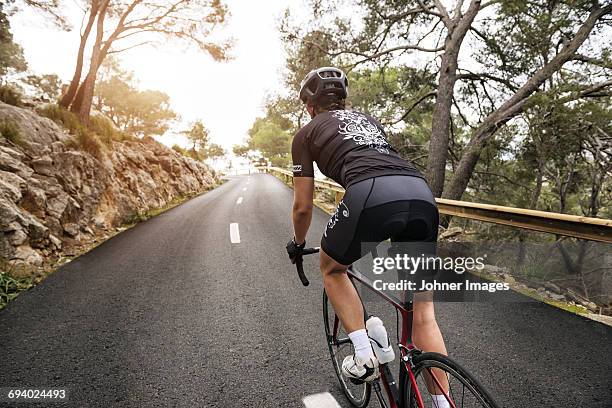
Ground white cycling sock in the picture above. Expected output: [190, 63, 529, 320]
[348, 329, 375, 363]
[430, 393, 451, 408]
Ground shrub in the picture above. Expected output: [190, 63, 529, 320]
[0, 270, 33, 310]
[0, 85, 23, 107]
[77, 127, 105, 160]
[90, 114, 121, 146]
[0, 119, 22, 145]
[37, 104, 83, 135]
[38, 105, 106, 160]
[171, 144, 186, 155]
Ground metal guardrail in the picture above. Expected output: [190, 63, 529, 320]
[259, 166, 612, 244]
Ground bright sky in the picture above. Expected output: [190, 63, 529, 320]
[11, 0, 308, 150]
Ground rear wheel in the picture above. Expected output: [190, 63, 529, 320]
[401, 352, 499, 408]
[323, 290, 371, 407]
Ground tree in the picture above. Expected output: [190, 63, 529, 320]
[0, 3, 27, 80]
[61, 0, 232, 123]
[205, 143, 225, 160]
[232, 144, 250, 158]
[24, 74, 62, 101]
[284, 0, 612, 200]
[183, 120, 210, 152]
[247, 118, 292, 167]
[94, 62, 176, 136]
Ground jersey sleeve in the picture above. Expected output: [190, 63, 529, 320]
[291, 128, 315, 177]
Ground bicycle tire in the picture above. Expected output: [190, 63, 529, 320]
[323, 290, 371, 408]
[400, 352, 499, 408]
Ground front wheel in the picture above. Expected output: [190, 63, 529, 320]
[323, 290, 371, 407]
[401, 352, 499, 408]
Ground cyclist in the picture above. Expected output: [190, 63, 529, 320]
[286, 67, 448, 390]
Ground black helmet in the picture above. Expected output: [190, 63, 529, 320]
[299, 67, 348, 104]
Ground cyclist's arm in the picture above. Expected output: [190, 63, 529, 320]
[292, 177, 314, 244]
[291, 130, 315, 244]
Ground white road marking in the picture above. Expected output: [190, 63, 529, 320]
[229, 223, 240, 243]
[236, 197, 243, 205]
[302, 393, 341, 408]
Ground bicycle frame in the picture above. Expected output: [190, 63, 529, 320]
[330, 265, 456, 408]
[295, 247, 456, 408]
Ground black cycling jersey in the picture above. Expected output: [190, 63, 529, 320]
[291, 110, 423, 187]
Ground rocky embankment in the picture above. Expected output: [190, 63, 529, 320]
[0, 102, 216, 273]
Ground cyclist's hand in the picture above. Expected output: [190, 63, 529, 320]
[286, 238, 305, 264]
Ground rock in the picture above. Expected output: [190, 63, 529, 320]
[12, 245, 43, 266]
[159, 156, 173, 173]
[544, 282, 561, 294]
[0, 101, 217, 269]
[20, 183, 47, 217]
[549, 293, 565, 301]
[500, 273, 516, 284]
[49, 234, 62, 249]
[583, 301, 598, 312]
[481, 264, 507, 275]
[24, 214, 49, 243]
[439, 226, 463, 240]
[63, 222, 80, 237]
[0, 146, 34, 178]
[46, 190, 70, 219]
[0, 102, 72, 146]
[0, 173, 23, 202]
[30, 155, 54, 176]
[0, 198, 21, 230]
[8, 227, 27, 246]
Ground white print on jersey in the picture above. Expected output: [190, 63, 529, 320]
[324, 200, 350, 237]
[293, 164, 302, 172]
[332, 110, 390, 154]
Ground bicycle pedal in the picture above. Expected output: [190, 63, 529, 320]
[348, 377, 366, 385]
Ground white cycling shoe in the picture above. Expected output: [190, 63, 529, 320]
[341, 354, 380, 383]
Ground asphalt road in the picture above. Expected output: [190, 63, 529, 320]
[1, 174, 611, 407]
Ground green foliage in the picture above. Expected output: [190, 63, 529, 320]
[0, 4, 27, 79]
[89, 114, 129, 145]
[38, 104, 83, 134]
[172, 144, 187, 155]
[24, 74, 62, 101]
[232, 144, 250, 158]
[182, 120, 210, 151]
[204, 143, 225, 160]
[248, 118, 292, 167]
[94, 60, 177, 137]
[37, 104, 106, 160]
[0, 118, 21, 145]
[0, 270, 33, 311]
[0, 84, 23, 106]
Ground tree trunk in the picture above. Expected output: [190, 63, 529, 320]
[69, 0, 110, 123]
[59, 2, 100, 108]
[442, 3, 611, 201]
[426, 0, 481, 197]
[427, 51, 457, 197]
[70, 73, 89, 115]
[75, 63, 101, 123]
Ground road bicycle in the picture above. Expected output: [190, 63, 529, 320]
[295, 247, 499, 408]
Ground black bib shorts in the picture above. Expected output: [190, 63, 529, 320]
[321, 175, 439, 266]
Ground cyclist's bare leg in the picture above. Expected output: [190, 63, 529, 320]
[320, 248, 364, 333]
[412, 291, 449, 395]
